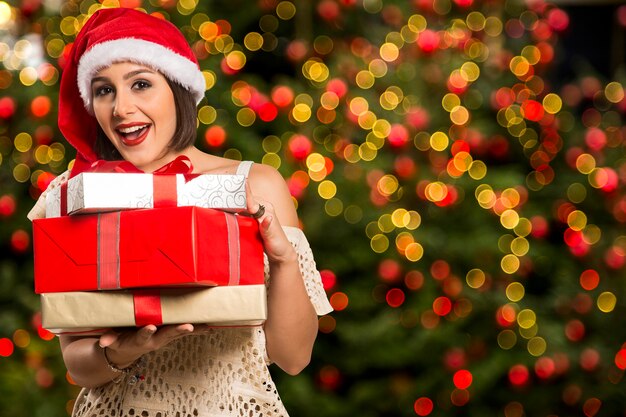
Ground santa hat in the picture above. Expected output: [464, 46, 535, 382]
[58, 7, 206, 175]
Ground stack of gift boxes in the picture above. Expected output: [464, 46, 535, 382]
[32, 169, 267, 335]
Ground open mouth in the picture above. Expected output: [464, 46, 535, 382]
[116, 124, 151, 146]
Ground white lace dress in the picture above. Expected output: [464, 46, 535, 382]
[29, 171, 333, 417]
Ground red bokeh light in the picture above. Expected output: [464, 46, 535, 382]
[287, 134, 312, 160]
[388, 124, 409, 148]
[580, 348, 600, 372]
[433, 296, 452, 316]
[565, 319, 585, 342]
[379, 259, 402, 283]
[521, 99, 544, 121]
[258, 102, 278, 122]
[547, 8, 569, 32]
[30, 96, 51, 118]
[406, 107, 430, 130]
[330, 292, 349, 311]
[320, 269, 337, 290]
[0, 338, 14, 357]
[508, 364, 529, 386]
[0, 96, 16, 119]
[386, 288, 406, 308]
[453, 369, 473, 389]
[318, 365, 341, 390]
[271, 85, 294, 107]
[615, 348, 626, 370]
[579, 269, 600, 291]
[417, 29, 439, 53]
[11, 229, 30, 253]
[450, 388, 470, 406]
[0, 194, 16, 217]
[414, 397, 434, 416]
[534, 357, 555, 379]
[204, 125, 226, 147]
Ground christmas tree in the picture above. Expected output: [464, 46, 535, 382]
[1, 0, 625, 416]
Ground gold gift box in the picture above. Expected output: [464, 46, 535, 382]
[41, 285, 267, 335]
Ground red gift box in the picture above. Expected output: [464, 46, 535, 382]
[33, 206, 264, 293]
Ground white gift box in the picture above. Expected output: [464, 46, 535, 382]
[46, 173, 247, 218]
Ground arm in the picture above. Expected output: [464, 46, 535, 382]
[247, 164, 319, 375]
[59, 324, 194, 388]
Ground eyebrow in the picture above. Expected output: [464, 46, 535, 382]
[91, 69, 156, 85]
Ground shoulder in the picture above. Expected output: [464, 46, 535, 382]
[248, 163, 299, 227]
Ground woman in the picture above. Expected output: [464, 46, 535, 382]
[29, 7, 332, 416]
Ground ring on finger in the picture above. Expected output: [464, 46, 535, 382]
[252, 204, 265, 219]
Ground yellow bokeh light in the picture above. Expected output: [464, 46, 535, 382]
[325, 198, 343, 217]
[199, 21, 219, 41]
[408, 14, 427, 32]
[0, 2, 11, 26]
[450, 106, 470, 125]
[380, 91, 400, 110]
[501, 254, 520, 274]
[372, 119, 391, 139]
[320, 91, 339, 110]
[509, 56, 530, 77]
[527, 337, 547, 357]
[198, 106, 217, 125]
[202, 70, 216, 90]
[406, 211, 422, 230]
[500, 209, 520, 229]
[575, 153, 596, 174]
[378, 214, 395, 233]
[425, 181, 447, 202]
[236, 107, 256, 126]
[460, 62, 480, 82]
[306, 153, 326, 171]
[377, 174, 399, 196]
[542, 93, 562, 114]
[453, 151, 473, 172]
[476, 188, 496, 209]
[597, 292, 617, 313]
[14, 132, 32, 152]
[292, 103, 312, 122]
[380, 42, 400, 62]
[355, 70, 375, 89]
[225, 50, 246, 70]
[468, 160, 487, 180]
[391, 208, 410, 227]
[519, 323, 538, 339]
[567, 182, 587, 203]
[605, 81, 624, 104]
[466, 268, 486, 289]
[582, 224, 602, 245]
[510, 237, 529, 256]
[261, 153, 281, 169]
[371, 234, 390, 253]
[466, 11, 486, 31]
[276, 1, 296, 20]
[521, 45, 541, 65]
[13, 163, 30, 183]
[498, 329, 517, 350]
[517, 309, 536, 329]
[514, 218, 532, 237]
[244, 32, 264, 51]
[442, 93, 461, 112]
[567, 210, 587, 231]
[430, 131, 449, 151]
[19, 67, 37, 86]
[405, 242, 424, 262]
[318, 180, 337, 199]
[358, 142, 377, 161]
[358, 111, 377, 130]
[506, 282, 525, 302]
[349, 97, 369, 116]
[369, 59, 388, 77]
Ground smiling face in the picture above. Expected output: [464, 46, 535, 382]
[91, 62, 178, 172]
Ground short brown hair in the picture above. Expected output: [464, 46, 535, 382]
[95, 78, 198, 160]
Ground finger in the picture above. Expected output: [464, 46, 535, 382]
[151, 324, 194, 345]
[99, 330, 120, 348]
[260, 214, 273, 233]
[135, 325, 158, 344]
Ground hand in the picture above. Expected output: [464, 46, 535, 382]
[245, 181, 296, 264]
[98, 323, 194, 368]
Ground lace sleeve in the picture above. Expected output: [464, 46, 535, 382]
[27, 170, 70, 221]
[264, 226, 333, 316]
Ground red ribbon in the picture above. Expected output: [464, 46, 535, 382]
[87, 155, 193, 175]
[97, 212, 121, 290]
[132, 290, 164, 326]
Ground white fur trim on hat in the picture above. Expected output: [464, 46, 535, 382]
[77, 38, 206, 110]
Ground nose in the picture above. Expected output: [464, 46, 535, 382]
[112, 90, 135, 117]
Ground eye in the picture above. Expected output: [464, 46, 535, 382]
[133, 80, 152, 90]
[94, 85, 113, 97]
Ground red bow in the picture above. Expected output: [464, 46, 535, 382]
[87, 155, 194, 174]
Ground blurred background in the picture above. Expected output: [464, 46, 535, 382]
[1, 0, 625, 416]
